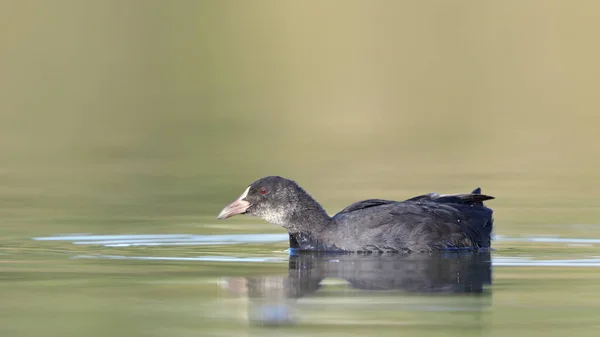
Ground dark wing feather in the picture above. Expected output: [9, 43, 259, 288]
[384, 202, 492, 250]
[337, 199, 396, 214]
[406, 188, 494, 206]
[338, 188, 493, 215]
[331, 187, 494, 251]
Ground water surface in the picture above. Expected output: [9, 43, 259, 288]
[1, 232, 599, 337]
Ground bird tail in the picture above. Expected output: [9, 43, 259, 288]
[465, 187, 494, 206]
[466, 187, 494, 248]
[434, 187, 494, 206]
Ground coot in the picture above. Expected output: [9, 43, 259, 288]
[217, 176, 494, 253]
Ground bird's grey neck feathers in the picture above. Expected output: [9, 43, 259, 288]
[278, 187, 332, 235]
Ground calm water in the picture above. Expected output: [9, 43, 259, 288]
[0, 232, 598, 337]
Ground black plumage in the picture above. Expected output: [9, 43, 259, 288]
[217, 176, 494, 253]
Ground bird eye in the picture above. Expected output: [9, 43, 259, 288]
[259, 187, 268, 195]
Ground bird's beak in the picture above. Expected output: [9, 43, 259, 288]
[217, 186, 251, 219]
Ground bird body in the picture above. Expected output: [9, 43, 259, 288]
[218, 176, 494, 253]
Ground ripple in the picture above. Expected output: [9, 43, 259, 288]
[34, 233, 600, 247]
[33, 233, 289, 247]
[71, 253, 600, 267]
[34, 233, 600, 267]
[493, 257, 600, 267]
[73, 254, 286, 263]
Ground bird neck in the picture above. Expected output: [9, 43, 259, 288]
[284, 190, 332, 235]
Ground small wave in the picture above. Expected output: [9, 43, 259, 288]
[34, 233, 600, 247]
[72, 253, 600, 267]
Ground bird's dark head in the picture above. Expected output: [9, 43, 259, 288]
[217, 176, 308, 227]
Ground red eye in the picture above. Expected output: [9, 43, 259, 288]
[259, 187, 268, 195]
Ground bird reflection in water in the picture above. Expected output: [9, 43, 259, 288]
[220, 251, 492, 326]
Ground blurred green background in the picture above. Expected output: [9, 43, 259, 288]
[2, 0, 600, 237]
[2, 1, 600, 336]
[2, 0, 600, 239]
